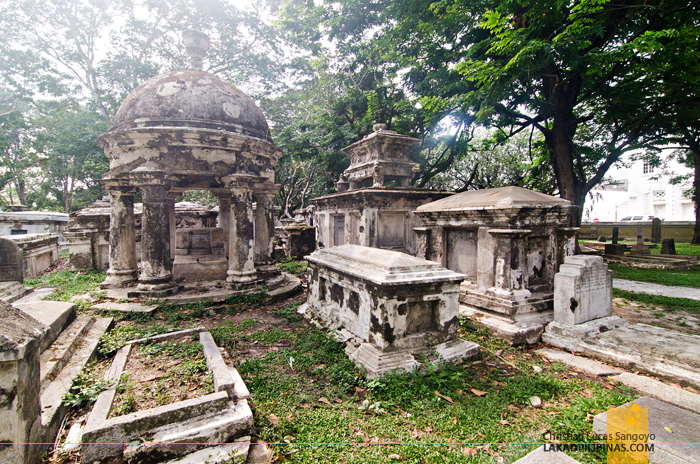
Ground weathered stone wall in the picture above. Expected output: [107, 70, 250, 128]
[7, 234, 60, 279]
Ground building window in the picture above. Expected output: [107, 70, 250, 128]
[11, 229, 27, 235]
[643, 162, 654, 174]
[653, 190, 665, 198]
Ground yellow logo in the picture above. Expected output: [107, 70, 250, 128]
[607, 402, 650, 464]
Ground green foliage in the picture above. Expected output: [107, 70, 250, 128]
[277, 258, 308, 277]
[61, 364, 111, 408]
[613, 288, 700, 316]
[274, 301, 304, 322]
[609, 264, 700, 289]
[25, 269, 106, 302]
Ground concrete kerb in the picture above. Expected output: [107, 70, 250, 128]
[82, 328, 251, 463]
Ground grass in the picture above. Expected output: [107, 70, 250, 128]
[651, 242, 700, 257]
[612, 288, 700, 315]
[42, 269, 643, 463]
[277, 258, 308, 277]
[25, 269, 106, 301]
[608, 263, 700, 288]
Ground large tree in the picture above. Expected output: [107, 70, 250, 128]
[294, 0, 699, 223]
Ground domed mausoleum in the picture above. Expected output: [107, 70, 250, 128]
[98, 32, 283, 296]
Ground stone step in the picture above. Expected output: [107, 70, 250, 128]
[0, 280, 32, 303]
[593, 396, 700, 464]
[609, 372, 700, 415]
[40, 317, 113, 442]
[161, 438, 251, 464]
[123, 399, 254, 463]
[39, 316, 95, 391]
[13, 300, 77, 353]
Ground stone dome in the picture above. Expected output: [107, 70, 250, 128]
[109, 69, 272, 143]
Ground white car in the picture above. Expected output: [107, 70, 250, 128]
[619, 215, 656, 221]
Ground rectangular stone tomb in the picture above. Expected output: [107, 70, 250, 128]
[305, 244, 480, 377]
[81, 328, 253, 464]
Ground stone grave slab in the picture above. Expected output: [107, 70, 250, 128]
[306, 244, 480, 377]
[610, 372, 700, 415]
[593, 396, 700, 464]
[536, 348, 622, 377]
[90, 301, 157, 313]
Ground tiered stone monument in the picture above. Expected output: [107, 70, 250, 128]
[542, 255, 628, 348]
[305, 244, 480, 376]
[311, 124, 451, 255]
[414, 186, 579, 344]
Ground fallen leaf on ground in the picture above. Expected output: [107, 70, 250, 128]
[452, 417, 458, 425]
[500, 420, 510, 425]
[388, 454, 402, 460]
[507, 404, 521, 414]
[435, 391, 454, 403]
[334, 398, 343, 404]
[461, 447, 477, 456]
[455, 389, 463, 395]
[423, 427, 433, 433]
[664, 427, 673, 433]
[411, 429, 421, 438]
[471, 388, 488, 397]
[318, 397, 330, 404]
[269, 414, 280, 426]
[139, 373, 166, 382]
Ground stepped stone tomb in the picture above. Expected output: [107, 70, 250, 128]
[414, 186, 579, 344]
[311, 124, 451, 255]
[81, 328, 253, 464]
[304, 244, 480, 376]
[92, 31, 285, 297]
[6, 233, 60, 279]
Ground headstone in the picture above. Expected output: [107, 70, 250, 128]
[661, 238, 676, 255]
[553, 255, 613, 325]
[630, 226, 650, 255]
[543, 255, 628, 346]
[604, 244, 627, 256]
[0, 236, 24, 282]
[597, 235, 606, 242]
[612, 227, 619, 244]
[651, 217, 662, 243]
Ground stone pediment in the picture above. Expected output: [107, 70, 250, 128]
[416, 186, 571, 212]
[307, 244, 465, 285]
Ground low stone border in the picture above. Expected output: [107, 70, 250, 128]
[81, 329, 252, 463]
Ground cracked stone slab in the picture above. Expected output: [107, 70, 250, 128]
[90, 301, 157, 313]
[536, 348, 622, 376]
[609, 372, 700, 415]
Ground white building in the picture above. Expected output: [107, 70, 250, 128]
[583, 155, 694, 222]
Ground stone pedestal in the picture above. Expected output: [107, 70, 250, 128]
[101, 185, 138, 289]
[305, 245, 480, 377]
[630, 226, 651, 255]
[543, 255, 627, 347]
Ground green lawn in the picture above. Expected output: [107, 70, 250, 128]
[43, 266, 639, 464]
[608, 264, 700, 288]
[612, 288, 700, 315]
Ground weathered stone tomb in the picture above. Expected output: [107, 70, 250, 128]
[414, 186, 579, 344]
[96, 32, 284, 296]
[312, 124, 451, 255]
[305, 244, 480, 377]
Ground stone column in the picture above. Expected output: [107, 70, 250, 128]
[130, 173, 178, 297]
[253, 184, 280, 278]
[225, 180, 259, 289]
[167, 191, 179, 260]
[214, 191, 231, 257]
[101, 185, 138, 288]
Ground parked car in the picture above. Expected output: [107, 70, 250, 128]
[619, 215, 656, 221]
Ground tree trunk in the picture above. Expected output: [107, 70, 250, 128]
[692, 148, 700, 244]
[14, 178, 26, 206]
